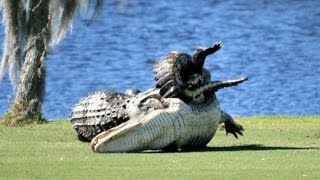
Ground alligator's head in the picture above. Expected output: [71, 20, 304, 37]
[183, 69, 248, 104]
[155, 42, 248, 104]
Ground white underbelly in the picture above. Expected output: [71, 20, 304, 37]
[176, 106, 221, 147]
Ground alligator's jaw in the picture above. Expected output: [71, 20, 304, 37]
[184, 77, 248, 104]
[91, 117, 143, 152]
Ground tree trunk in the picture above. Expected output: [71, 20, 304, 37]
[4, 0, 50, 125]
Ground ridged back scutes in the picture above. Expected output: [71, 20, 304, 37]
[70, 88, 165, 142]
[153, 51, 193, 91]
[70, 90, 131, 141]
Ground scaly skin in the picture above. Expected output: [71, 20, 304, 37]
[70, 88, 163, 142]
[71, 41, 247, 153]
[91, 96, 222, 153]
[89, 75, 247, 153]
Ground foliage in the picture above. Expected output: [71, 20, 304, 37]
[0, 116, 319, 179]
[0, 0, 103, 83]
[0, 0, 103, 125]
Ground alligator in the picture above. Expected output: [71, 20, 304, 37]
[70, 42, 247, 152]
[70, 88, 163, 142]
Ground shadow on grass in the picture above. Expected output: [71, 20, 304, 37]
[142, 144, 320, 154]
[189, 144, 320, 152]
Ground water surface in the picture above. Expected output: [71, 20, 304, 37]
[0, 0, 319, 119]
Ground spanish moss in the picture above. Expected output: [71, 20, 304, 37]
[0, 0, 103, 86]
[0, 0, 24, 88]
[0, 0, 103, 125]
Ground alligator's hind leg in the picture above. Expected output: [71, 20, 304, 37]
[220, 111, 244, 138]
[77, 133, 92, 142]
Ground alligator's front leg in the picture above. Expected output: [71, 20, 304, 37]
[90, 98, 185, 153]
[192, 42, 222, 73]
[220, 111, 244, 138]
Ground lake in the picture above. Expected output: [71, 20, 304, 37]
[0, 0, 319, 119]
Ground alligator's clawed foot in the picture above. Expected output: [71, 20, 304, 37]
[207, 41, 222, 54]
[194, 41, 222, 59]
[224, 120, 244, 139]
[222, 112, 244, 139]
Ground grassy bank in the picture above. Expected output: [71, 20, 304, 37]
[0, 116, 319, 179]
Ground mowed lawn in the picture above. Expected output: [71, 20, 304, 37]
[0, 116, 319, 179]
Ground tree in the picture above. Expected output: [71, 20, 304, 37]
[0, 0, 102, 125]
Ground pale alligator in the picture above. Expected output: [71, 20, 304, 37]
[70, 42, 247, 152]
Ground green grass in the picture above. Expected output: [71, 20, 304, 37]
[0, 116, 319, 179]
